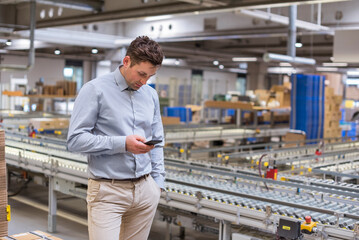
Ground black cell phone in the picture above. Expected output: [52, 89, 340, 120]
[144, 139, 162, 145]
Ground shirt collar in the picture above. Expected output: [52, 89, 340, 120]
[114, 65, 132, 92]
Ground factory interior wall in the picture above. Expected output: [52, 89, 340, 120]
[0, 55, 238, 100]
[0, 55, 65, 88]
[203, 70, 237, 99]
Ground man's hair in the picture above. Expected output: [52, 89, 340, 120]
[126, 36, 163, 67]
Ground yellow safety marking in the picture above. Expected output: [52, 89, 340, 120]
[308, 167, 312, 172]
[19, 125, 25, 129]
[8, 113, 14, 117]
[179, 149, 184, 153]
[217, 154, 222, 158]
[251, 160, 254, 164]
[6, 205, 10, 221]
[300, 166, 304, 169]
[264, 162, 269, 167]
[282, 226, 291, 230]
[256, 161, 259, 165]
[300, 171, 304, 175]
[39, 128, 44, 132]
[280, 177, 286, 181]
[224, 156, 229, 160]
[291, 166, 295, 170]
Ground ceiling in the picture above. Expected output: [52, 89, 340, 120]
[0, 0, 359, 73]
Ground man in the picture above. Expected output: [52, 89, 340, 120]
[67, 36, 165, 240]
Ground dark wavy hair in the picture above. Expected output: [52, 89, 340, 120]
[126, 36, 163, 67]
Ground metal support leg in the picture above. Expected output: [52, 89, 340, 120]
[179, 226, 185, 239]
[48, 176, 57, 232]
[236, 110, 242, 127]
[165, 221, 172, 240]
[253, 110, 258, 127]
[219, 220, 231, 240]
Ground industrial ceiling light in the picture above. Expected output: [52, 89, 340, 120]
[295, 42, 303, 48]
[54, 48, 61, 55]
[174, 59, 180, 65]
[322, 62, 348, 67]
[232, 57, 257, 62]
[91, 48, 98, 54]
[213, 60, 219, 65]
[219, 65, 224, 69]
[5, 39, 12, 46]
[144, 15, 172, 22]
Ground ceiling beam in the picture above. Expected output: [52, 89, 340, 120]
[34, 0, 350, 29]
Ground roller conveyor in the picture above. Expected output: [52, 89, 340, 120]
[4, 134, 359, 239]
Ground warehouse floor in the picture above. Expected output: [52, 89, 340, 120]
[6, 182, 218, 240]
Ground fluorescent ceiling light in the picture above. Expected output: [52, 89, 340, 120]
[229, 68, 247, 74]
[279, 62, 292, 67]
[162, 58, 185, 66]
[219, 65, 224, 69]
[5, 39, 12, 46]
[347, 70, 359, 76]
[268, 67, 296, 74]
[346, 78, 359, 85]
[295, 42, 302, 48]
[232, 57, 257, 62]
[213, 60, 219, 66]
[54, 49, 61, 55]
[144, 15, 172, 22]
[316, 67, 339, 72]
[322, 62, 348, 67]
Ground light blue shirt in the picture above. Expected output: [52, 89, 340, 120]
[67, 66, 165, 189]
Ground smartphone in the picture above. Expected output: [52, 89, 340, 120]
[144, 139, 162, 145]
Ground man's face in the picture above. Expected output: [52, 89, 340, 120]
[122, 56, 159, 90]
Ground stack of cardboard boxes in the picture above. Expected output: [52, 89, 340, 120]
[29, 118, 69, 130]
[43, 81, 77, 96]
[0, 130, 7, 238]
[324, 87, 342, 139]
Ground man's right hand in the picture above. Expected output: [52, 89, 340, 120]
[126, 135, 154, 154]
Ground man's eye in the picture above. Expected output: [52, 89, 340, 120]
[139, 72, 146, 77]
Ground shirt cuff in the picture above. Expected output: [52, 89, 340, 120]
[112, 136, 126, 154]
[151, 173, 165, 190]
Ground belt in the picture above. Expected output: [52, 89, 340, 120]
[96, 174, 149, 183]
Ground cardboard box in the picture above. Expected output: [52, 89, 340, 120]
[52, 118, 69, 129]
[162, 116, 181, 125]
[29, 118, 56, 130]
[0, 230, 63, 240]
[323, 73, 344, 96]
[254, 89, 270, 103]
[346, 86, 359, 100]
[283, 131, 306, 147]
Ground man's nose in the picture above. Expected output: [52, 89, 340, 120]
[140, 78, 148, 85]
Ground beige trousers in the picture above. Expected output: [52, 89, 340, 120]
[87, 175, 161, 240]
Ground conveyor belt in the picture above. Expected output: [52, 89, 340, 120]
[4, 134, 359, 239]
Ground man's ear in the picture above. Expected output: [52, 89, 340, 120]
[123, 56, 131, 67]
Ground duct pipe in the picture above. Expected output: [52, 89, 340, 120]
[0, 0, 36, 71]
[263, 53, 316, 65]
[317, 3, 322, 25]
[288, 5, 297, 58]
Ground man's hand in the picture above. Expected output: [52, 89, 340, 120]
[126, 135, 154, 154]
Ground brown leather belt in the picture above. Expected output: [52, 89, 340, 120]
[97, 174, 149, 182]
